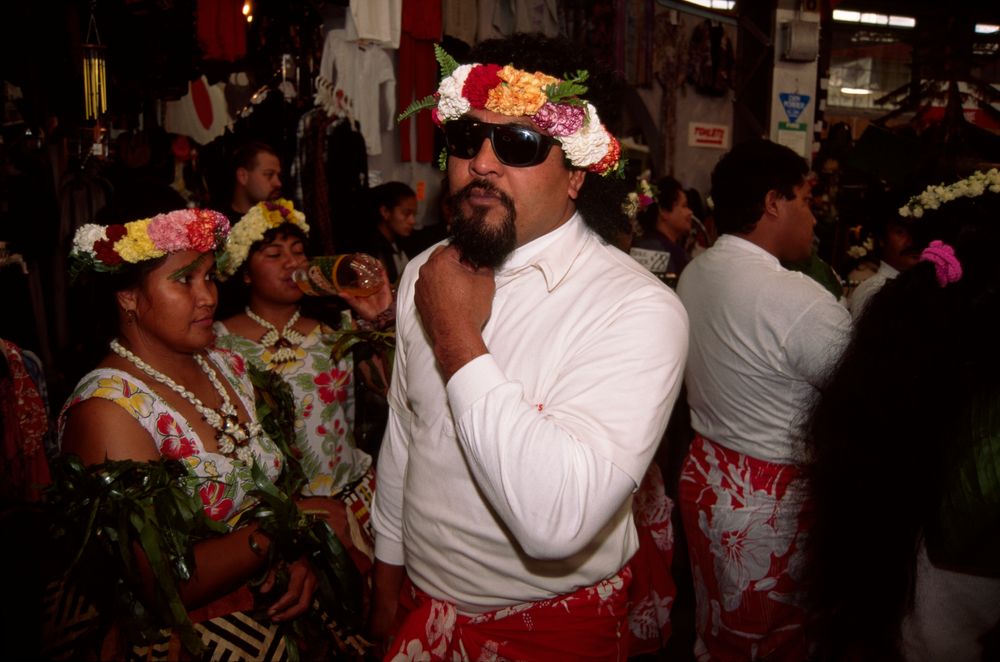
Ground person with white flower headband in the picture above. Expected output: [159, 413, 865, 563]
[846, 187, 920, 318]
[369, 34, 688, 659]
[675, 138, 852, 661]
[803, 169, 1000, 662]
[214, 198, 393, 542]
[58, 208, 362, 658]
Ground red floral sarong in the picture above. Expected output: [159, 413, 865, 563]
[385, 566, 633, 661]
[678, 435, 811, 661]
[626, 462, 676, 655]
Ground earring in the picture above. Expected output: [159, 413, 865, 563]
[126, 309, 138, 324]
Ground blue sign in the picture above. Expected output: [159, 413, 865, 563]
[779, 93, 810, 124]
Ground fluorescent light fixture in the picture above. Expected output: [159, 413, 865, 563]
[834, 9, 914, 28]
[860, 13, 887, 25]
[682, 0, 735, 8]
[976, 24, 1000, 34]
[833, 10, 861, 22]
[840, 87, 872, 95]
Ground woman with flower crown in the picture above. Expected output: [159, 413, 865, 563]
[56, 208, 364, 659]
[213, 199, 393, 543]
[802, 169, 1000, 661]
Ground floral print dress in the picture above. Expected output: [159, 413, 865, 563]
[58, 347, 283, 524]
[214, 319, 371, 498]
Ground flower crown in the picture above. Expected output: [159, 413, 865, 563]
[70, 209, 230, 281]
[899, 168, 1000, 218]
[399, 45, 625, 177]
[621, 178, 659, 221]
[216, 198, 310, 281]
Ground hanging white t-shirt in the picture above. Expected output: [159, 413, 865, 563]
[315, 29, 396, 156]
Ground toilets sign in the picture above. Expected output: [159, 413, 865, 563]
[779, 93, 810, 124]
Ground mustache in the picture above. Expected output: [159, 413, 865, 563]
[447, 179, 517, 214]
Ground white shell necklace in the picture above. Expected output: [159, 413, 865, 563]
[109, 338, 262, 464]
[245, 306, 305, 366]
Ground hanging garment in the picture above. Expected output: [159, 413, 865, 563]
[164, 76, 232, 145]
[398, 0, 441, 163]
[315, 29, 396, 156]
[0, 339, 50, 502]
[442, 0, 476, 44]
[346, 0, 402, 48]
[196, 0, 247, 62]
[687, 20, 735, 97]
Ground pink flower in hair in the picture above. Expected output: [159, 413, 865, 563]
[920, 240, 963, 287]
[147, 212, 192, 252]
[532, 102, 585, 137]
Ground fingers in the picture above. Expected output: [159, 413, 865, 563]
[268, 559, 318, 622]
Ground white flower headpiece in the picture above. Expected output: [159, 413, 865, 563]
[899, 168, 1000, 218]
[216, 199, 310, 280]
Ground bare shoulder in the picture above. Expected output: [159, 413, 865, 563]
[61, 398, 160, 465]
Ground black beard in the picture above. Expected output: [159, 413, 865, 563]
[446, 180, 518, 269]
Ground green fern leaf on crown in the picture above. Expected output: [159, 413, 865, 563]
[398, 94, 437, 122]
[544, 70, 590, 105]
[434, 43, 460, 78]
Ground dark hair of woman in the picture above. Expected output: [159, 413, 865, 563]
[67, 257, 165, 385]
[637, 176, 685, 235]
[369, 181, 416, 220]
[801, 186, 1000, 660]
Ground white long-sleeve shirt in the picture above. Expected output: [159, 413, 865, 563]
[677, 234, 851, 463]
[372, 213, 688, 613]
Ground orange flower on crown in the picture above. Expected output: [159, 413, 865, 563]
[486, 66, 560, 117]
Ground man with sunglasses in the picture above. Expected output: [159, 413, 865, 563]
[369, 34, 688, 659]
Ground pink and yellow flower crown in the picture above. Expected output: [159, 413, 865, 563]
[216, 198, 310, 281]
[399, 45, 625, 177]
[70, 209, 230, 280]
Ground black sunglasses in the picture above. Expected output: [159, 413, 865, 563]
[443, 118, 557, 168]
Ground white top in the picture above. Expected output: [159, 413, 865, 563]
[315, 29, 396, 155]
[677, 234, 850, 464]
[346, 0, 401, 49]
[848, 260, 899, 318]
[901, 541, 1000, 662]
[373, 213, 688, 613]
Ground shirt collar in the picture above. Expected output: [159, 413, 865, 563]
[717, 233, 782, 268]
[496, 213, 589, 291]
[878, 260, 900, 278]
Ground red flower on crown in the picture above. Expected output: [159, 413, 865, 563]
[462, 64, 503, 109]
[94, 239, 123, 265]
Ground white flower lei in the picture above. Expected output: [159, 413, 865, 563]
[899, 168, 1000, 218]
[218, 201, 310, 280]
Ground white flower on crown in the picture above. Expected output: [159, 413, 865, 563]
[72, 224, 109, 256]
[436, 64, 474, 122]
[559, 103, 611, 168]
[900, 168, 1000, 218]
